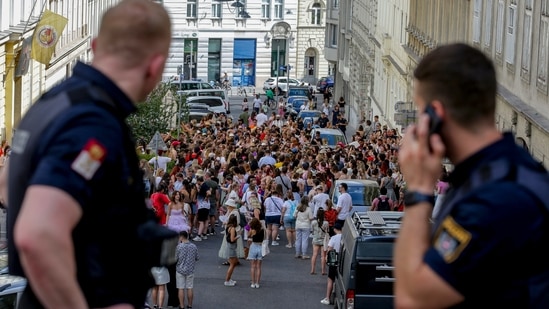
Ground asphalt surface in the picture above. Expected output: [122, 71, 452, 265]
[178, 226, 329, 309]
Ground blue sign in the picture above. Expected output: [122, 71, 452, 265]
[279, 65, 287, 71]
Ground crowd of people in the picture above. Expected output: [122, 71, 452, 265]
[138, 87, 412, 307]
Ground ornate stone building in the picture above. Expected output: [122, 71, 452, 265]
[162, 0, 329, 90]
[329, 0, 549, 166]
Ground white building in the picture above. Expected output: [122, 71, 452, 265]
[162, 0, 329, 91]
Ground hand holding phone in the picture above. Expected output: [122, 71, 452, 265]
[424, 103, 442, 136]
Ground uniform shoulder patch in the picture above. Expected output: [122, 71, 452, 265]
[71, 138, 107, 180]
[433, 216, 472, 263]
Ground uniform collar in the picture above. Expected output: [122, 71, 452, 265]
[448, 132, 515, 187]
[72, 62, 136, 118]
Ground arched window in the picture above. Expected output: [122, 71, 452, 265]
[311, 3, 321, 25]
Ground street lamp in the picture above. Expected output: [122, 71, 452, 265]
[217, 0, 251, 18]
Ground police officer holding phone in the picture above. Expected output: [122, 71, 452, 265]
[0, 1, 176, 308]
[395, 43, 549, 308]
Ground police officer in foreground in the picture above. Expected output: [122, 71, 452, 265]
[0, 1, 173, 308]
[395, 43, 549, 308]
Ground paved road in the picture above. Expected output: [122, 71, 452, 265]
[178, 227, 328, 309]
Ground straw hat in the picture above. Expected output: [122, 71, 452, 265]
[225, 199, 237, 208]
[195, 169, 205, 177]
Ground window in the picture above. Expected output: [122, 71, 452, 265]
[521, 6, 533, 76]
[212, 1, 222, 18]
[505, 4, 517, 64]
[329, 24, 338, 47]
[187, 0, 197, 18]
[261, 0, 271, 19]
[495, 0, 504, 55]
[473, 0, 482, 43]
[274, 0, 283, 19]
[483, 0, 493, 47]
[311, 3, 322, 25]
[332, 0, 339, 9]
[538, 17, 549, 86]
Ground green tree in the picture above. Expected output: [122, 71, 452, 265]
[126, 81, 186, 145]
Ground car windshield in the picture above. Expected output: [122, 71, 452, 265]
[288, 88, 309, 96]
[333, 184, 379, 206]
[292, 100, 308, 108]
[319, 133, 346, 146]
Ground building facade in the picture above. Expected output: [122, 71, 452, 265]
[330, 0, 549, 166]
[162, 0, 329, 91]
[0, 0, 117, 143]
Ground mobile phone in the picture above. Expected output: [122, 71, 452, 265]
[424, 103, 442, 136]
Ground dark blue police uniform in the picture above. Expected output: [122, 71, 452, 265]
[8, 62, 153, 308]
[425, 133, 549, 308]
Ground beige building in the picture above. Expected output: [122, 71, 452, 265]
[0, 0, 118, 143]
[329, 0, 549, 166]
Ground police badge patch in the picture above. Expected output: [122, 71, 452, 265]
[434, 216, 472, 263]
[71, 139, 106, 180]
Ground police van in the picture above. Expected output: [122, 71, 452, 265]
[331, 211, 403, 309]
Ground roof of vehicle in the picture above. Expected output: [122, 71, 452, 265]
[287, 96, 309, 103]
[311, 128, 346, 135]
[333, 179, 379, 187]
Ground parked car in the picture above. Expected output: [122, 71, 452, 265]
[171, 80, 214, 91]
[287, 86, 312, 99]
[287, 96, 310, 113]
[186, 96, 227, 114]
[263, 77, 309, 94]
[310, 128, 347, 149]
[177, 89, 229, 113]
[316, 76, 334, 94]
[330, 179, 380, 214]
[297, 110, 322, 127]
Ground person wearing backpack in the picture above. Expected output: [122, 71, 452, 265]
[371, 187, 394, 211]
[281, 191, 298, 248]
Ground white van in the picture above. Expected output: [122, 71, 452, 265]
[171, 80, 214, 91]
[177, 89, 229, 113]
[186, 96, 227, 114]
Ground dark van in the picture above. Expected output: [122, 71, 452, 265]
[332, 211, 402, 309]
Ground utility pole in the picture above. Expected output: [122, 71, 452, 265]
[275, 44, 280, 103]
[177, 40, 184, 137]
[190, 40, 194, 80]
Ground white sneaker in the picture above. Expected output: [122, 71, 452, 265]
[224, 281, 236, 287]
[320, 298, 330, 305]
[271, 241, 279, 246]
[192, 236, 202, 242]
[229, 279, 237, 285]
[254, 283, 260, 288]
[201, 235, 208, 240]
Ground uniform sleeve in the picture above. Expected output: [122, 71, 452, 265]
[30, 107, 124, 208]
[424, 182, 545, 295]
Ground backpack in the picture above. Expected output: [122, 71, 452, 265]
[377, 196, 391, 211]
[326, 249, 339, 267]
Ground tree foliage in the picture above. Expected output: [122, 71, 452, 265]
[126, 81, 186, 146]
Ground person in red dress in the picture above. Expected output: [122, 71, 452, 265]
[150, 184, 171, 225]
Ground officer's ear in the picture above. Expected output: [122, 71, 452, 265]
[145, 52, 167, 88]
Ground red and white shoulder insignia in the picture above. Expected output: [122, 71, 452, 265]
[71, 139, 107, 180]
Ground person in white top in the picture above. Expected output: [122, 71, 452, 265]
[311, 185, 330, 218]
[264, 190, 284, 246]
[255, 111, 268, 127]
[294, 196, 313, 259]
[320, 222, 343, 306]
[335, 182, 353, 227]
[149, 150, 172, 172]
